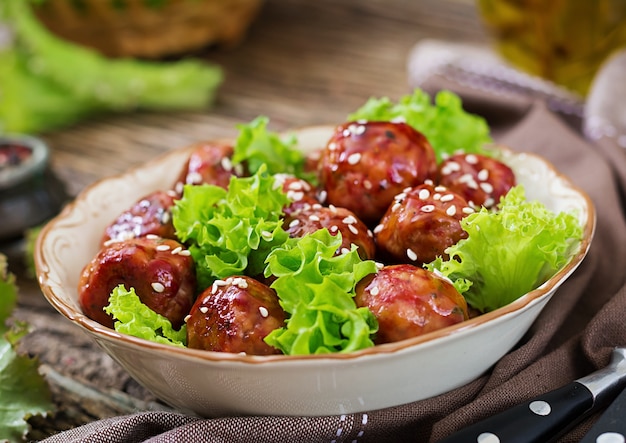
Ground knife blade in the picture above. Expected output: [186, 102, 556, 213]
[437, 347, 626, 443]
[580, 384, 626, 443]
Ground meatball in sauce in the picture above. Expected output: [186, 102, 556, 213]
[78, 236, 196, 329]
[437, 153, 515, 209]
[355, 264, 468, 344]
[186, 275, 284, 355]
[375, 182, 473, 265]
[318, 121, 437, 225]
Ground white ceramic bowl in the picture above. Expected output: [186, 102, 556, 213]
[35, 126, 595, 417]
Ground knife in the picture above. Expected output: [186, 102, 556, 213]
[580, 384, 626, 443]
[438, 347, 626, 443]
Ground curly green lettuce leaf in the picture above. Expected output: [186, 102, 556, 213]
[232, 116, 316, 183]
[0, 0, 222, 133]
[172, 165, 291, 290]
[427, 186, 583, 312]
[103, 285, 186, 347]
[0, 254, 54, 442]
[264, 229, 378, 355]
[348, 88, 493, 162]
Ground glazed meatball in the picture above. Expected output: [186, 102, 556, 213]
[284, 205, 376, 260]
[437, 153, 515, 209]
[174, 142, 243, 195]
[101, 190, 177, 246]
[78, 236, 196, 329]
[375, 183, 473, 265]
[355, 264, 468, 344]
[318, 121, 437, 225]
[273, 173, 319, 216]
[186, 275, 285, 355]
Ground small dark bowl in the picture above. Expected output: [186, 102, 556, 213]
[0, 134, 68, 243]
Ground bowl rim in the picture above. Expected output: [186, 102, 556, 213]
[34, 126, 596, 365]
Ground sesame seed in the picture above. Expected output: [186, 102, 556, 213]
[166, 190, 178, 198]
[390, 116, 406, 123]
[433, 193, 441, 200]
[370, 285, 380, 296]
[440, 194, 454, 202]
[259, 306, 269, 318]
[375, 262, 384, 270]
[477, 168, 489, 181]
[146, 234, 159, 240]
[330, 225, 339, 233]
[348, 224, 358, 235]
[318, 190, 327, 203]
[199, 306, 209, 314]
[348, 123, 366, 135]
[434, 186, 447, 192]
[347, 152, 362, 165]
[151, 282, 165, 292]
[480, 182, 494, 194]
[340, 247, 351, 255]
[234, 164, 244, 176]
[446, 205, 457, 216]
[156, 244, 171, 251]
[424, 179, 434, 186]
[329, 204, 338, 213]
[418, 189, 430, 200]
[484, 197, 495, 207]
[441, 161, 461, 175]
[328, 142, 338, 151]
[391, 202, 401, 212]
[184, 314, 191, 322]
[231, 277, 249, 289]
[373, 224, 384, 234]
[221, 157, 233, 172]
[288, 181, 303, 191]
[462, 206, 475, 214]
[395, 192, 407, 202]
[187, 171, 203, 184]
[407, 248, 418, 261]
[175, 181, 184, 195]
[465, 154, 479, 164]
[171, 246, 182, 254]
[367, 229, 373, 237]
[342, 215, 357, 224]
[363, 180, 373, 190]
[309, 214, 321, 222]
[179, 250, 191, 256]
[421, 204, 435, 213]
[312, 203, 322, 210]
[161, 211, 170, 224]
[261, 230, 273, 240]
[287, 190, 305, 201]
[289, 219, 301, 228]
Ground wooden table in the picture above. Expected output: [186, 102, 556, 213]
[8, 0, 490, 438]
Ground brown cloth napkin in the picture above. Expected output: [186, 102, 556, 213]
[41, 59, 626, 443]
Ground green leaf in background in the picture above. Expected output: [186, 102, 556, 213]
[104, 285, 187, 346]
[348, 88, 493, 162]
[0, 254, 54, 443]
[427, 186, 584, 312]
[172, 165, 291, 290]
[264, 229, 378, 355]
[0, 0, 223, 134]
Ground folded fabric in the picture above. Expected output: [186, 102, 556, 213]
[40, 44, 626, 443]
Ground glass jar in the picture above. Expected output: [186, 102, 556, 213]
[477, 0, 626, 96]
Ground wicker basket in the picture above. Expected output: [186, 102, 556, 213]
[32, 0, 264, 58]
